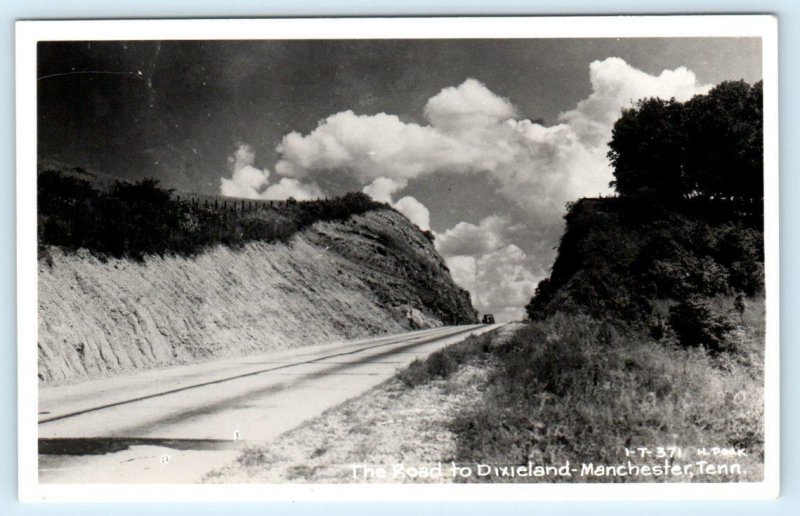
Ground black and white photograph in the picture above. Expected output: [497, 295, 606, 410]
[16, 16, 778, 501]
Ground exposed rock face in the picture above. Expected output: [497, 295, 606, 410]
[307, 209, 477, 327]
[38, 208, 477, 384]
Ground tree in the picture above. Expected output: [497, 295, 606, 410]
[607, 80, 763, 211]
[525, 278, 553, 320]
[683, 80, 763, 212]
[607, 98, 687, 200]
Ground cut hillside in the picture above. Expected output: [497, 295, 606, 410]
[526, 80, 765, 345]
[526, 196, 764, 334]
[38, 168, 476, 384]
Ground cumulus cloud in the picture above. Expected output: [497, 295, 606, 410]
[473, 244, 540, 321]
[362, 177, 407, 204]
[220, 143, 324, 200]
[423, 78, 516, 131]
[393, 196, 430, 231]
[220, 143, 271, 199]
[562, 58, 712, 147]
[436, 215, 540, 322]
[435, 215, 509, 257]
[261, 178, 325, 201]
[361, 177, 430, 230]
[274, 59, 710, 220]
[275, 111, 462, 181]
[445, 255, 478, 294]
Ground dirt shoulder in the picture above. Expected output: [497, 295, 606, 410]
[204, 325, 521, 484]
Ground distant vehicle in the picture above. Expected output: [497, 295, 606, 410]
[482, 314, 495, 324]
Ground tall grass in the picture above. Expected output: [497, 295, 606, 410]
[405, 307, 764, 483]
[398, 334, 494, 388]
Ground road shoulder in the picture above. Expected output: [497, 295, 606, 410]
[204, 326, 516, 483]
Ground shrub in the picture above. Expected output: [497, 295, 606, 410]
[38, 169, 386, 260]
[397, 334, 491, 388]
[668, 298, 735, 351]
[525, 196, 764, 327]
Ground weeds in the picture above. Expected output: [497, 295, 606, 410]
[397, 333, 492, 388]
[401, 311, 764, 483]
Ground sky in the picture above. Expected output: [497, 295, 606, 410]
[37, 38, 762, 321]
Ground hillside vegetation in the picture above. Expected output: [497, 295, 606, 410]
[386, 310, 763, 483]
[526, 196, 763, 347]
[38, 163, 385, 260]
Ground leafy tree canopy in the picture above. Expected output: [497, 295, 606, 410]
[608, 80, 762, 213]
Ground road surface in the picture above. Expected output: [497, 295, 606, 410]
[38, 324, 500, 483]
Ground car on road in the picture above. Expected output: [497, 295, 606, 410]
[482, 314, 495, 324]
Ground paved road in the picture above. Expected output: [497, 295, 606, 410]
[38, 324, 500, 483]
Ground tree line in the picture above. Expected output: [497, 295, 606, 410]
[608, 80, 762, 215]
[38, 169, 382, 261]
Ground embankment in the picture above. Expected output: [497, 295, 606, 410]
[38, 208, 476, 384]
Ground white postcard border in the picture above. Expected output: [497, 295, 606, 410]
[16, 15, 780, 502]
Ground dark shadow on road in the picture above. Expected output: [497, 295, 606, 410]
[39, 437, 244, 455]
[116, 325, 486, 437]
[39, 325, 480, 426]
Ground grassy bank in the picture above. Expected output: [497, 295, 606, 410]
[419, 306, 764, 483]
